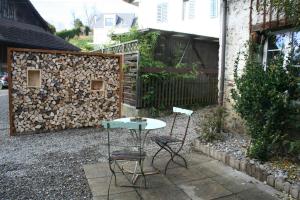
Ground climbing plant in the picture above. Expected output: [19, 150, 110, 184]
[111, 27, 165, 68]
[261, 0, 300, 26]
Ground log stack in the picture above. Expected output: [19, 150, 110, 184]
[10, 51, 121, 134]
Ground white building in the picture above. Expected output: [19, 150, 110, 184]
[93, 13, 137, 46]
[93, 0, 220, 46]
[125, 0, 220, 38]
[92, 0, 138, 47]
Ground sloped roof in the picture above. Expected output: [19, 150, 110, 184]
[26, 0, 51, 32]
[0, 18, 80, 51]
[94, 13, 137, 29]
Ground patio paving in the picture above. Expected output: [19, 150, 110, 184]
[83, 152, 283, 200]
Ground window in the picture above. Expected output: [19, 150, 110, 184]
[210, 0, 218, 18]
[263, 30, 300, 94]
[104, 18, 114, 27]
[157, 3, 168, 23]
[264, 31, 300, 67]
[182, 0, 195, 20]
[188, 0, 195, 19]
[27, 69, 41, 88]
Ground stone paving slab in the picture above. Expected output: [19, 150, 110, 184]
[83, 152, 283, 200]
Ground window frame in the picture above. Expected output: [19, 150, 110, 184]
[263, 29, 300, 68]
[210, 0, 218, 18]
[27, 69, 41, 88]
[104, 17, 114, 27]
[262, 29, 300, 101]
[157, 2, 168, 23]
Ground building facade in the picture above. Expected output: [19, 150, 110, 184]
[219, 0, 300, 133]
[93, 13, 137, 46]
[127, 0, 220, 38]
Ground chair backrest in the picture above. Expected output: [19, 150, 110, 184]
[101, 120, 147, 158]
[173, 107, 193, 116]
[170, 107, 193, 146]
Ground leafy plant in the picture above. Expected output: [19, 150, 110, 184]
[56, 28, 81, 40]
[197, 106, 226, 143]
[69, 36, 94, 51]
[261, 0, 300, 26]
[231, 48, 298, 161]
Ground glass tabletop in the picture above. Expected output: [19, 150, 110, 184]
[113, 117, 166, 130]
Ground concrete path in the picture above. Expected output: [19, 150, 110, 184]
[83, 152, 283, 200]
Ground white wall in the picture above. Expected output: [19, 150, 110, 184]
[94, 26, 131, 46]
[137, 0, 220, 38]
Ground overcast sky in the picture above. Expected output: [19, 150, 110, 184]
[30, 0, 137, 31]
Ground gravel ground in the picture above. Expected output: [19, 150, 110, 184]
[0, 95, 201, 200]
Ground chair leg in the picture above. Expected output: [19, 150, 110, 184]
[107, 161, 117, 200]
[174, 151, 188, 168]
[162, 144, 188, 174]
[151, 145, 164, 166]
[108, 160, 117, 186]
[139, 160, 147, 188]
[164, 153, 175, 174]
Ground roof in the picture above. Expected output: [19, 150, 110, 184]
[122, 0, 139, 6]
[0, 18, 80, 51]
[112, 28, 219, 42]
[27, 0, 51, 32]
[94, 13, 137, 29]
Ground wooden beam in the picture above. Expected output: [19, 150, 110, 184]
[7, 48, 14, 136]
[251, 19, 293, 32]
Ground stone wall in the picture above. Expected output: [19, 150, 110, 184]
[220, 0, 287, 133]
[8, 48, 122, 135]
[220, 0, 251, 133]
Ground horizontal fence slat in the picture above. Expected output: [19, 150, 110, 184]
[137, 75, 218, 109]
[141, 67, 218, 74]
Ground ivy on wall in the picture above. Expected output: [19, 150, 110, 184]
[111, 27, 165, 68]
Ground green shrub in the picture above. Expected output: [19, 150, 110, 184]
[56, 28, 81, 40]
[231, 50, 298, 161]
[69, 36, 94, 51]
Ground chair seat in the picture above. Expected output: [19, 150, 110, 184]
[151, 135, 182, 145]
[111, 150, 146, 161]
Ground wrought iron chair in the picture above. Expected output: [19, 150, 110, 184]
[102, 120, 147, 199]
[151, 107, 193, 174]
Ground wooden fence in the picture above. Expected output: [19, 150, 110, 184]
[136, 76, 218, 108]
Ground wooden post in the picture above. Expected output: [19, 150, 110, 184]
[7, 48, 15, 136]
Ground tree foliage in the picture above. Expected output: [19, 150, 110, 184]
[47, 23, 56, 34]
[112, 27, 164, 67]
[263, 0, 300, 25]
[56, 18, 91, 41]
[56, 28, 81, 40]
[74, 18, 84, 29]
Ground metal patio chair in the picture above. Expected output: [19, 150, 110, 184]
[102, 120, 148, 199]
[151, 107, 193, 174]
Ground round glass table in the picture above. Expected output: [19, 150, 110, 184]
[112, 117, 166, 184]
[114, 117, 166, 130]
